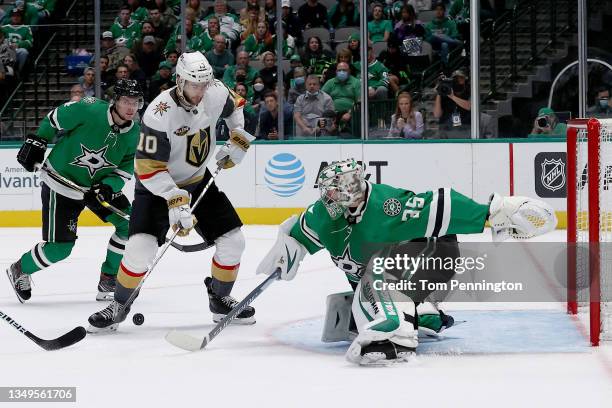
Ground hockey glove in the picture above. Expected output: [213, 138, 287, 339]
[17, 134, 47, 172]
[256, 215, 307, 281]
[167, 189, 195, 237]
[215, 128, 255, 169]
[488, 193, 557, 241]
[85, 183, 115, 204]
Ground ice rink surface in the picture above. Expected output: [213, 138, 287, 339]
[1, 226, 611, 408]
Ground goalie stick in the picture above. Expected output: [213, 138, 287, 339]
[41, 165, 209, 253]
[165, 268, 281, 351]
[0, 309, 86, 351]
[114, 163, 226, 324]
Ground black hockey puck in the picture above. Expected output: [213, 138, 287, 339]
[132, 313, 144, 326]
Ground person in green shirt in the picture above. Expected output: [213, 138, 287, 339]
[29, 0, 57, 22]
[321, 61, 360, 132]
[205, 34, 235, 79]
[6, 80, 144, 304]
[424, 2, 462, 66]
[1, 2, 39, 26]
[109, 5, 142, 49]
[243, 20, 274, 59]
[222, 50, 259, 89]
[125, 0, 149, 23]
[528, 107, 568, 138]
[353, 45, 391, 99]
[1, 9, 33, 72]
[368, 2, 393, 43]
[164, 17, 205, 55]
[328, 0, 359, 29]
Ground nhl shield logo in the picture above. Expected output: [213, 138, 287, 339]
[541, 159, 565, 192]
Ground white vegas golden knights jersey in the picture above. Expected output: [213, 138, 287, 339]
[135, 80, 245, 200]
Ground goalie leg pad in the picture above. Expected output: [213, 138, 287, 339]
[321, 291, 356, 343]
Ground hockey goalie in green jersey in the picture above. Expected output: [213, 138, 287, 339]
[5, 80, 143, 304]
[257, 158, 557, 366]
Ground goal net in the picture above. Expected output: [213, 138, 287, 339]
[567, 118, 612, 346]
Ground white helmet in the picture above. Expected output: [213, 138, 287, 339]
[317, 158, 366, 219]
[175, 51, 214, 108]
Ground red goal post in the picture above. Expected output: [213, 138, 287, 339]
[566, 118, 612, 346]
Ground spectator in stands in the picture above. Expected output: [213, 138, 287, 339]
[322, 62, 360, 130]
[188, 0, 208, 21]
[258, 51, 278, 91]
[388, 92, 424, 138]
[272, 21, 297, 58]
[110, 5, 142, 49]
[328, 0, 359, 29]
[347, 33, 361, 62]
[206, 34, 235, 79]
[138, 21, 164, 49]
[528, 107, 567, 138]
[101, 31, 131, 71]
[239, 0, 265, 22]
[298, 0, 328, 29]
[148, 7, 172, 42]
[127, 0, 149, 23]
[244, 21, 273, 59]
[301, 36, 334, 76]
[1, 9, 33, 73]
[201, 0, 242, 48]
[251, 76, 266, 107]
[148, 60, 175, 102]
[264, 0, 277, 27]
[240, 3, 263, 42]
[223, 51, 259, 89]
[587, 86, 612, 118]
[322, 48, 354, 84]
[133, 35, 163, 78]
[408, 0, 433, 12]
[98, 55, 113, 90]
[79, 67, 96, 98]
[165, 16, 206, 55]
[30, 0, 56, 24]
[1, 1, 39, 26]
[258, 91, 293, 140]
[433, 69, 471, 138]
[123, 54, 147, 93]
[294, 75, 335, 137]
[235, 82, 258, 135]
[165, 49, 179, 72]
[284, 54, 302, 88]
[394, 5, 426, 43]
[425, 2, 461, 67]
[281, 0, 303, 46]
[153, 0, 178, 29]
[199, 16, 224, 52]
[0, 29, 16, 80]
[287, 67, 307, 105]
[69, 84, 84, 102]
[354, 45, 392, 99]
[104, 64, 130, 100]
[368, 3, 393, 43]
[377, 36, 409, 93]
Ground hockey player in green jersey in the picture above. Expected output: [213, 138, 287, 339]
[5, 79, 143, 304]
[257, 158, 557, 365]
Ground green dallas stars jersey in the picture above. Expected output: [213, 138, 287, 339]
[291, 182, 489, 283]
[36, 97, 140, 200]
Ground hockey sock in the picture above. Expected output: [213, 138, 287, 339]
[20, 241, 74, 274]
[210, 257, 239, 297]
[100, 233, 127, 277]
[115, 261, 146, 304]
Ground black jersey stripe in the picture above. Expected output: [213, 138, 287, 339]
[432, 188, 445, 237]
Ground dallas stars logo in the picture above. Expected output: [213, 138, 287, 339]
[331, 245, 364, 281]
[70, 144, 115, 177]
[67, 219, 78, 233]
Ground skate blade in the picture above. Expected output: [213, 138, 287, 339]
[6, 268, 28, 304]
[359, 351, 417, 366]
[87, 323, 118, 334]
[212, 314, 256, 325]
[95, 292, 114, 301]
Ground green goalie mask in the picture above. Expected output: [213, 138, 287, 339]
[317, 158, 366, 219]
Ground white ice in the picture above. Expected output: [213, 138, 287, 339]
[1, 227, 611, 408]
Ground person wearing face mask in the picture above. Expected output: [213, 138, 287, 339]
[322, 62, 361, 135]
[251, 76, 267, 109]
[294, 75, 335, 138]
[587, 86, 612, 118]
[223, 51, 260, 89]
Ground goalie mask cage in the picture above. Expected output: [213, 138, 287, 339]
[567, 118, 612, 346]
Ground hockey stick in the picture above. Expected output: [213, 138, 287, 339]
[165, 268, 281, 351]
[114, 164, 226, 323]
[41, 166, 208, 253]
[0, 309, 86, 351]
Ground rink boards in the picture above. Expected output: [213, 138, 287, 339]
[0, 140, 568, 226]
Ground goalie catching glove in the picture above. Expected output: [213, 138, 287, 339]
[488, 193, 557, 241]
[256, 215, 307, 281]
[215, 128, 255, 169]
[167, 189, 196, 237]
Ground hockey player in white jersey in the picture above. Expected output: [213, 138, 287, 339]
[88, 51, 256, 332]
